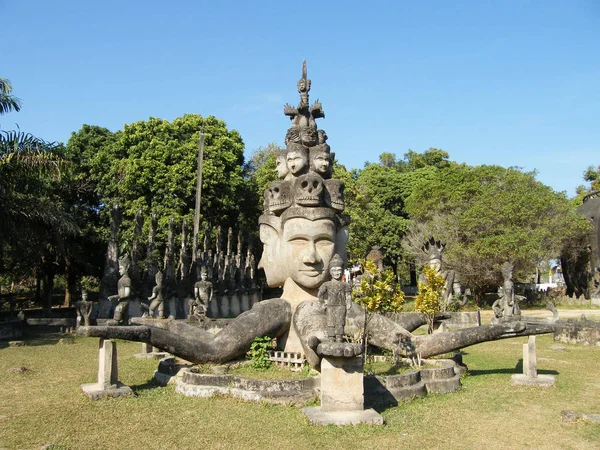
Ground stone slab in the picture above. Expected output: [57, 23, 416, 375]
[134, 352, 170, 360]
[510, 374, 556, 387]
[8, 340, 26, 347]
[81, 382, 133, 400]
[302, 406, 383, 426]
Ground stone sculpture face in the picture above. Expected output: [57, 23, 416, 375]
[275, 153, 289, 179]
[330, 266, 343, 281]
[324, 179, 345, 211]
[155, 271, 163, 284]
[280, 217, 336, 290]
[287, 149, 308, 175]
[294, 174, 323, 207]
[313, 151, 330, 175]
[267, 181, 292, 214]
[118, 257, 130, 277]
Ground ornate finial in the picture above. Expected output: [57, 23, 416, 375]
[329, 254, 344, 269]
[501, 261, 514, 278]
[118, 254, 131, 270]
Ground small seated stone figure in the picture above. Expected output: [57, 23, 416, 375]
[189, 267, 213, 321]
[318, 254, 352, 342]
[108, 255, 131, 325]
[144, 271, 165, 319]
[492, 262, 522, 323]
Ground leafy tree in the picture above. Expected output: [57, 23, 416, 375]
[352, 259, 404, 363]
[404, 164, 590, 302]
[415, 265, 446, 334]
[68, 114, 255, 248]
[345, 159, 440, 275]
[244, 142, 284, 214]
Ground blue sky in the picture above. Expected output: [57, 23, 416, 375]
[2, 0, 598, 196]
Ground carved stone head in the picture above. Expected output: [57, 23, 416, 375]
[155, 270, 164, 285]
[294, 173, 324, 207]
[118, 255, 131, 277]
[267, 180, 292, 214]
[286, 143, 309, 176]
[275, 150, 289, 179]
[324, 179, 345, 212]
[310, 146, 332, 178]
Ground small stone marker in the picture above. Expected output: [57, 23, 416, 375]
[511, 336, 556, 387]
[58, 338, 75, 345]
[9, 340, 26, 347]
[81, 338, 133, 399]
[134, 342, 170, 359]
[8, 366, 28, 373]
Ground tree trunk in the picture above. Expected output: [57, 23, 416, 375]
[409, 260, 417, 286]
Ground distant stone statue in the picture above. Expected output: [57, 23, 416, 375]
[492, 262, 522, 323]
[143, 271, 165, 319]
[189, 267, 213, 320]
[108, 255, 131, 325]
[76, 290, 94, 327]
[318, 254, 352, 342]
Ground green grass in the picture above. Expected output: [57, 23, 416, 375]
[1, 332, 599, 449]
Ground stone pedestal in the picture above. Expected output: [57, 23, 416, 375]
[511, 336, 556, 387]
[81, 338, 132, 399]
[302, 343, 383, 426]
[134, 342, 170, 359]
[320, 356, 363, 412]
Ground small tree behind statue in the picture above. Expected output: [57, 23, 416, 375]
[416, 265, 446, 334]
[352, 259, 405, 362]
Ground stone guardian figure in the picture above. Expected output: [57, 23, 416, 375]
[189, 267, 214, 321]
[108, 255, 131, 325]
[318, 254, 352, 342]
[144, 271, 165, 319]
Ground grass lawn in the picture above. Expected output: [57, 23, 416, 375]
[1, 332, 599, 450]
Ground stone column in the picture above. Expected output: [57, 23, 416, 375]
[511, 335, 555, 387]
[81, 338, 132, 399]
[523, 335, 537, 378]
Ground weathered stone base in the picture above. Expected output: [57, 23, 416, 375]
[302, 406, 383, 426]
[175, 369, 319, 405]
[134, 351, 170, 360]
[80, 382, 133, 400]
[510, 374, 556, 387]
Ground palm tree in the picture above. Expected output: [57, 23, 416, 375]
[0, 78, 21, 115]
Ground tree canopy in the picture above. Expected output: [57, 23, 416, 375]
[403, 164, 590, 300]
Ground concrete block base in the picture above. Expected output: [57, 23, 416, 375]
[302, 406, 383, 426]
[81, 382, 133, 400]
[510, 374, 556, 387]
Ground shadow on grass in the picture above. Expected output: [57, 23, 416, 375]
[130, 378, 162, 394]
[0, 332, 71, 348]
[469, 360, 559, 376]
